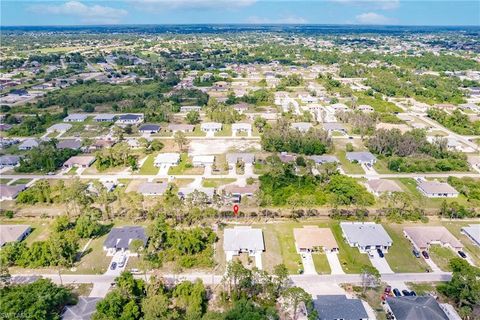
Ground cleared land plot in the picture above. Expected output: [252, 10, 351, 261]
[331, 223, 372, 273]
[202, 178, 236, 188]
[442, 221, 480, 265]
[215, 124, 232, 137]
[168, 154, 204, 175]
[139, 154, 159, 175]
[429, 245, 459, 272]
[73, 234, 111, 274]
[312, 253, 331, 274]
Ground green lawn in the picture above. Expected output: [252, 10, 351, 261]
[429, 245, 458, 271]
[373, 159, 392, 174]
[383, 225, 429, 272]
[72, 234, 111, 274]
[202, 178, 236, 188]
[0, 179, 12, 184]
[215, 124, 232, 137]
[139, 155, 159, 175]
[168, 153, 204, 175]
[336, 151, 365, 174]
[442, 222, 480, 265]
[185, 124, 206, 137]
[312, 253, 331, 274]
[66, 167, 78, 175]
[331, 223, 372, 273]
[11, 178, 32, 185]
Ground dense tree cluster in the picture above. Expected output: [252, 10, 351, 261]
[15, 140, 80, 173]
[427, 108, 480, 135]
[367, 129, 469, 172]
[438, 259, 480, 319]
[0, 279, 76, 320]
[261, 121, 332, 155]
[259, 156, 374, 207]
[7, 111, 67, 136]
[145, 219, 217, 268]
[95, 142, 138, 171]
[206, 98, 243, 124]
[277, 74, 303, 90]
[241, 89, 274, 106]
[447, 177, 480, 201]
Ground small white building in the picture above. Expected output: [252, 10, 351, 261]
[64, 114, 88, 122]
[192, 155, 215, 167]
[116, 114, 144, 125]
[201, 122, 222, 133]
[417, 181, 459, 198]
[154, 153, 181, 167]
[223, 226, 265, 257]
[340, 222, 393, 253]
[231, 123, 252, 136]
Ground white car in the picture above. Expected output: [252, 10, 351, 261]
[117, 255, 127, 268]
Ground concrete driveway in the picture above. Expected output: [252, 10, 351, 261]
[368, 251, 394, 274]
[424, 255, 441, 272]
[300, 252, 317, 275]
[104, 252, 129, 276]
[326, 252, 344, 274]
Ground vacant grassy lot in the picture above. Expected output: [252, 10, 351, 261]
[331, 223, 372, 273]
[215, 124, 232, 137]
[0, 178, 11, 184]
[429, 245, 458, 271]
[202, 178, 236, 188]
[11, 178, 32, 185]
[168, 154, 204, 175]
[139, 154, 159, 175]
[442, 221, 480, 265]
[373, 158, 392, 174]
[73, 234, 112, 274]
[312, 254, 331, 274]
[383, 224, 429, 273]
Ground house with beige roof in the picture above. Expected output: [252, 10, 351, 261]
[404, 226, 463, 251]
[293, 226, 338, 253]
[417, 181, 459, 198]
[0, 224, 31, 247]
[365, 179, 403, 196]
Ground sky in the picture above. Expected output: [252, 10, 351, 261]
[1, 0, 479, 26]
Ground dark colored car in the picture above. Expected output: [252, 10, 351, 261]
[402, 290, 411, 296]
[384, 286, 392, 295]
[410, 291, 417, 296]
[393, 288, 402, 297]
[458, 251, 467, 259]
[412, 249, 420, 258]
[377, 249, 384, 258]
[422, 250, 430, 259]
[110, 262, 117, 270]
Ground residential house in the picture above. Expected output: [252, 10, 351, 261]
[94, 114, 117, 122]
[63, 155, 95, 168]
[116, 114, 144, 125]
[167, 124, 195, 133]
[404, 226, 463, 252]
[47, 123, 72, 133]
[192, 155, 215, 167]
[137, 182, 168, 196]
[103, 226, 148, 255]
[385, 296, 449, 320]
[57, 139, 82, 150]
[231, 123, 252, 135]
[138, 124, 161, 134]
[322, 122, 347, 134]
[226, 153, 255, 165]
[357, 104, 374, 112]
[340, 222, 393, 253]
[308, 155, 339, 165]
[293, 226, 338, 253]
[417, 181, 459, 198]
[180, 106, 201, 113]
[0, 184, 27, 201]
[201, 122, 222, 133]
[223, 226, 265, 257]
[62, 297, 101, 320]
[154, 153, 180, 167]
[0, 224, 31, 247]
[291, 122, 312, 132]
[64, 114, 88, 122]
[346, 152, 377, 165]
[0, 155, 20, 168]
[461, 225, 480, 246]
[18, 139, 39, 150]
[365, 179, 403, 196]
[232, 103, 249, 114]
[314, 295, 370, 320]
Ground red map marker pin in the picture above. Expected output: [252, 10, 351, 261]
[233, 204, 239, 216]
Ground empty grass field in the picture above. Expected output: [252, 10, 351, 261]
[168, 154, 204, 175]
[202, 178, 236, 188]
[139, 155, 159, 175]
[312, 254, 331, 274]
[429, 245, 458, 271]
[336, 151, 365, 174]
[331, 223, 372, 273]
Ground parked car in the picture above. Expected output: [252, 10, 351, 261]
[458, 251, 467, 259]
[377, 249, 384, 258]
[402, 290, 411, 296]
[412, 249, 420, 258]
[393, 288, 402, 297]
[384, 286, 392, 295]
[110, 262, 117, 270]
[118, 255, 127, 268]
[422, 250, 429, 259]
[410, 291, 417, 296]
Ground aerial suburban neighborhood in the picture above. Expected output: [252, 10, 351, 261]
[0, 8, 479, 320]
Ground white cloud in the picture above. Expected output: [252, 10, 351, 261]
[29, 1, 128, 24]
[247, 15, 307, 24]
[130, 0, 256, 10]
[331, 0, 399, 10]
[355, 12, 393, 24]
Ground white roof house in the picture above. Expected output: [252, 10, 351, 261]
[192, 155, 215, 167]
[461, 225, 480, 246]
[201, 122, 222, 132]
[0, 224, 31, 247]
[340, 222, 393, 253]
[94, 114, 117, 122]
[346, 152, 377, 165]
[365, 179, 403, 196]
[137, 182, 168, 196]
[417, 181, 459, 198]
[291, 122, 313, 132]
[226, 153, 255, 165]
[64, 113, 88, 122]
[154, 153, 181, 167]
[231, 123, 252, 132]
[47, 123, 72, 133]
[223, 226, 265, 255]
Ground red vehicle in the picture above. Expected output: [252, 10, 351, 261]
[381, 286, 393, 301]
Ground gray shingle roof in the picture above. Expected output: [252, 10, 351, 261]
[103, 226, 147, 250]
[139, 124, 161, 132]
[340, 222, 393, 248]
[386, 296, 449, 320]
[223, 226, 264, 252]
[314, 295, 368, 320]
[62, 297, 101, 320]
[0, 155, 20, 166]
[57, 139, 82, 150]
[346, 151, 376, 163]
[226, 153, 255, 164]
[308, 155, 339, 164]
